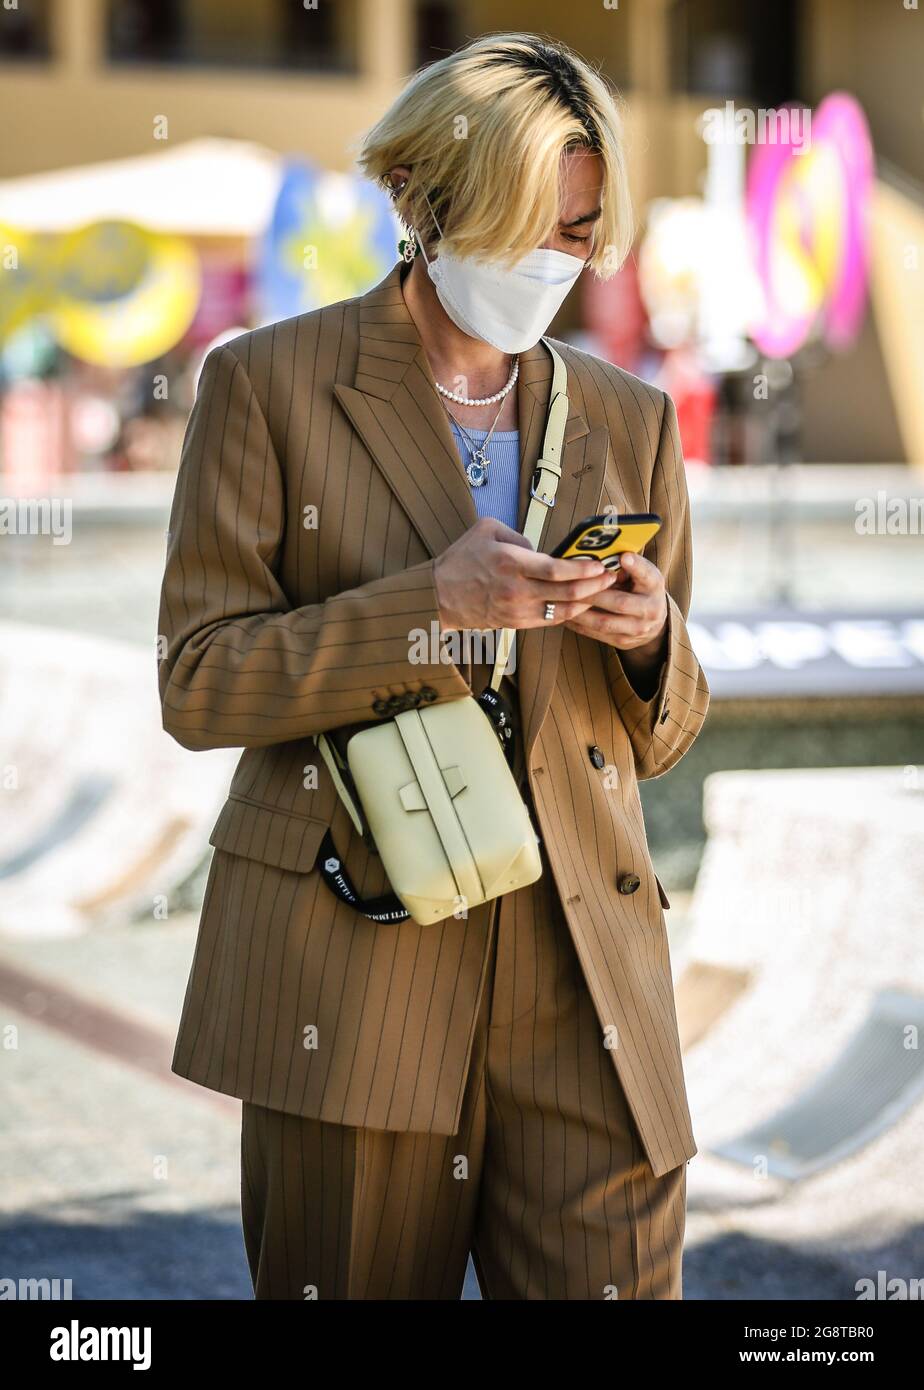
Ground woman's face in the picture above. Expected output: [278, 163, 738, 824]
[387, 147, 604, 263]
[540, 148, 604, 261]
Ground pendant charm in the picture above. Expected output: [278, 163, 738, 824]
[398, 231, 417, 264]
[465, 450, 489, 487]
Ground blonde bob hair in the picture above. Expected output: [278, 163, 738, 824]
[355, 32, 633, 278]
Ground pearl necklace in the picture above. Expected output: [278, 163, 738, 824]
[434, 355, 519, 406]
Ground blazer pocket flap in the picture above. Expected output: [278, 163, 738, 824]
[208, 795, 329, 874]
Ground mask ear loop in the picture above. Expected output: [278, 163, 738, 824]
[414, 188, 445, 268]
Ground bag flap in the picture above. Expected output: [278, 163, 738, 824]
[207, 794, 329, 874]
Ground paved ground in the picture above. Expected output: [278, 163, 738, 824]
[3, 898, 920, 1301]
[0, 906, 487, 1300]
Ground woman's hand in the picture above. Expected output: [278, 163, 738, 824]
[564, 551, 669, 696]
[434, 517, 618, 632]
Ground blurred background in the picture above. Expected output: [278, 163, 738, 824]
[1, 0, 923, 1301]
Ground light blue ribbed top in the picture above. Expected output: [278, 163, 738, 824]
[448, 424, 521, 531]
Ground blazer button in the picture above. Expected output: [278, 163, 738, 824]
[387, 695, 406, 713]
[406, 691, 422, 708]
[617, 872, 641, 895]
[372, 698, 390, 716]
[419, 686, 438, 703]
[588, 744, 605, 769]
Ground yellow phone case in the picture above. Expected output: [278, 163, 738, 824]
[555, 517, 661, 569]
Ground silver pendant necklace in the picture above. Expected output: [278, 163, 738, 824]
[443, 397, 506, 487]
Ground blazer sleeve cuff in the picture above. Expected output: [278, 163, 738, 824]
[606, 592, 676, 733]
[607, 590, 709, 756]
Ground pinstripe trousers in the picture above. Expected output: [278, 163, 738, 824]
[239, 675, 686, 1301]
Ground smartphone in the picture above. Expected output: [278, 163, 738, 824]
[550, 513, 661, 571]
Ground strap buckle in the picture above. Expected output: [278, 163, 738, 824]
[530, 465, 558, 507]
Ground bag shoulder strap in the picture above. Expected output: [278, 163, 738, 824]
[489, 337, 568, 690]
[315, 727, 366, 838]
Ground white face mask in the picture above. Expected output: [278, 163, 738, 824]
[415, 190, 587, 353]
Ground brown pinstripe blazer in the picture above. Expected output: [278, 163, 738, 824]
[157, 260, 710, 1179]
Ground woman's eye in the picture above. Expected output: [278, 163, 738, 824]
[562, 232, 591, 244]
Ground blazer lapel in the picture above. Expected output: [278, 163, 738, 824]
[333, 262, 478, 559]
[333, 260, 610, 759]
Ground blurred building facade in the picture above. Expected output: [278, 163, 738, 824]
[3, 2, 920, 194]
[1, 0, 922, 466]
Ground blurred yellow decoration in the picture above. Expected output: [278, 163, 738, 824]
[0, 220, 201, 365]
[0, 222, 45, 340]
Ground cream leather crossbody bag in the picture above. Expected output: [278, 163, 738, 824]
[313, 338, 569, 926]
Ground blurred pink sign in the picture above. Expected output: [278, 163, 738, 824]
[747, 93, 874, 358]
